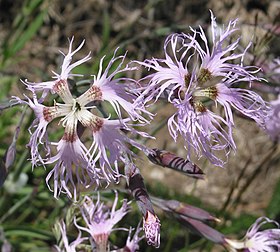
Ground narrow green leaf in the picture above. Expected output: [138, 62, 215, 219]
[4, 227, 53, 240]
[266, 179, 280, 218]
[102, 10, 111, 49]
[10, 10, 46, 56]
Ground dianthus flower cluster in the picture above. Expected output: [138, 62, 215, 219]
[135, 11, 269, 166]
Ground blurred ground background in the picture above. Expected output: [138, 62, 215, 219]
[0, 0, 280, 251]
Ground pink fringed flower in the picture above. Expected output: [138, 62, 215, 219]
[16, 39, 147, 198]
[136, 11, 268, 166]
[76, 193, 129, 251]
[225, 217, 280, 251]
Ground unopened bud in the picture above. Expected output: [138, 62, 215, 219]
[3, 143, 16, 170]
[152, 197, 220, 222]
[146, 148, 204, 179]
[181, 216, 225, 244]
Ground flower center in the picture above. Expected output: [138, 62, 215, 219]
[197, 68, 212, 85]
[72, 98, 82, 112]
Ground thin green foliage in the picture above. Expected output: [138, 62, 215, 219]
[1, 0, 47, 68]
